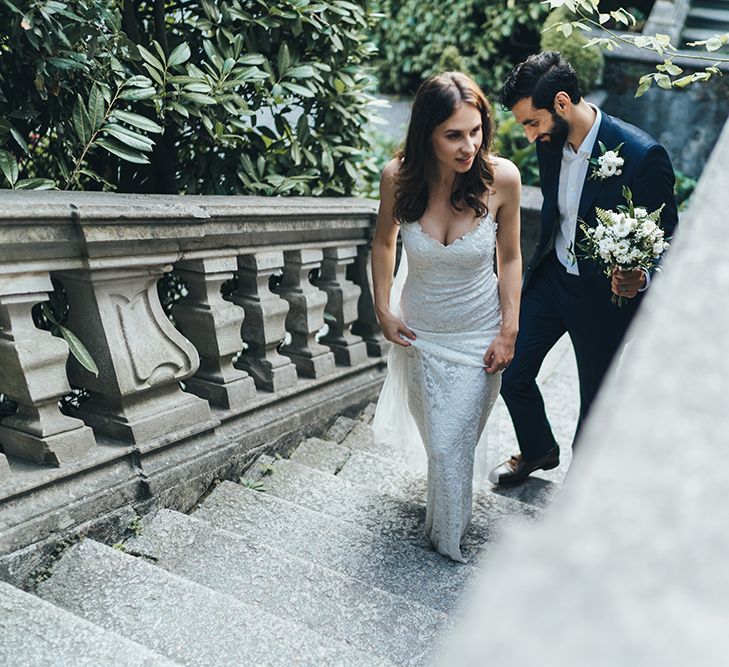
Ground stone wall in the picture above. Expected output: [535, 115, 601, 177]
[442, 114, 729, 665]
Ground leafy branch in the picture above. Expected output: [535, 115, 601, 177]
[541, 0, 728, 95]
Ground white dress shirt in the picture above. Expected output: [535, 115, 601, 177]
[555, 105, 601, 275]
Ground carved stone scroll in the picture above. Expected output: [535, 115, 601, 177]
[55, 266, 213, 444]
[314, 246, 368, 366]
[172, 257, 256, 410]
[277, 249, 336, 378]
[0, 272, 96, 465]
[229, 251, 298, 393]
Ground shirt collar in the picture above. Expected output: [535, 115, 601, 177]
[563, 104, 602, 161]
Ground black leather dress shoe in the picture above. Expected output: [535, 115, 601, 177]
[488, 446, 560, 486]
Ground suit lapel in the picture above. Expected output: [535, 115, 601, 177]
[538, 143, 562, 232]
[577, 112, 619, 220]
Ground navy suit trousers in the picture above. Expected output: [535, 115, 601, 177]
[500, 252, 631, 460]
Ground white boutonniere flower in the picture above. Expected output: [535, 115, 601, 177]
[590, 141, 625, 180]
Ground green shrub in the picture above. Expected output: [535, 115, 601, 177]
[540, 7, 604, 95]
[371, 0, 548, 97]
[0, 0, 380, 196]
[493, 107, 539, 187]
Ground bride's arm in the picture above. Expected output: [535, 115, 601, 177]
[484, 158, 522, 374]
[372, 159, 416, 347]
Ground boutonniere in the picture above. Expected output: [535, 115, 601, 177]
[589, 141, 625, 180]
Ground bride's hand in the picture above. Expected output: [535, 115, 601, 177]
[483, 332, 516, 374]
[377, 310, 416, 347]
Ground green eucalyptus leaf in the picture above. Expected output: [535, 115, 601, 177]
[58, 324, 99, 377]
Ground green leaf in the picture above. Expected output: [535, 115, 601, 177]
[277, 43, 291, 74]
[706, 37, 723, 52]
[168, 42, 191, 67]
[102, 125, 155, 151]
[181, 92, 218, 105]
[0, 149, 19, 186]
[239, 53, 265, 65]
[138, 45, 164, 72]
[58, 324, 99, 377]
[10, 126, 29, 155]
[96, 138, 151, 164]
[124, 75, 154, 88]
[111, 110, 163, 133]
[655, 73, 672, 90]
[48, 57, 86, 70]
[73, 95, 92, 144]
[14, 178, 56, 190]
[281, 82, 315, 97]
[672, 75, 695, 89]
[286, 65, 316, 79]
[88, 84, 105, 132]
[663, 61, 683, 76]
[118, 87, 157, 101]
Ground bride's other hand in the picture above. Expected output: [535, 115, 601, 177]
[483, 332, 515, 374]
[377, 310, 416, 347]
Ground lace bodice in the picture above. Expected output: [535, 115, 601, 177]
[399, 215, 501, 334]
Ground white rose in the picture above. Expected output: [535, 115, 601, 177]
[652, 241, 666, 256]
[634, 207, 648, 218]
[598, 238, 616, 257]
[614, 221, 632, 238]
[639, 219, 657, 237]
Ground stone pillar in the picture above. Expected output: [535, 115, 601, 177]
[277, 249, 336, 378]
[55, 266, 213, 444]
[171, 257, 256, 410]
[0, 272, 96, 465]
[350, 243, 389, 357]
[0, 452, 8, 478]
[229, 251, 298, 392]
[314, 246, 368, 366]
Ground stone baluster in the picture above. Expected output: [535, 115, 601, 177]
[277, 249, 336, 378]
[229, 251, 298, 392]
[313, 246, 368, 366]
[350, 243, 389, 357]
[54, 265, 214, 444]
[0, 272, 96, 465]
[0, 452, 8, 478]
[171, 258, 256, 410]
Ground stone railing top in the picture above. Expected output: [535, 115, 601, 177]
[0, 192, 378, 270]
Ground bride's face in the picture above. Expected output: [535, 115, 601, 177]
[431, 103, 483, 175]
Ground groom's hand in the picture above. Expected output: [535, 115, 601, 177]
[611, 268, 646, 299]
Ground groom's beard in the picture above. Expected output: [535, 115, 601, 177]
[538, 112, 570, 154]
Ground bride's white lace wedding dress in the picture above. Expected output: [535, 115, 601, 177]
[373, 214, 502, 562]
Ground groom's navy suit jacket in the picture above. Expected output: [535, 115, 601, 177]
[525, 111, 678, 323]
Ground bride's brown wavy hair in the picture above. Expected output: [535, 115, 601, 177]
[394, 72, 495, 224]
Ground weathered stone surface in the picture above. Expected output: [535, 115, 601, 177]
[288, 437, 351, 473]
[172, 256, 256, 410]
[56, 266, 214, 444]
[350, 244, 389, 357]
[37, 539, 394, 667]
[358, 401, 377, 424]
[325, 414, 358, 442]
[229, 250, 298, 392]
[338, 448, 426, 499]
[441, 116, 729, 667]
[314, 245, 369, 366]
[129, 509, 449, 667]
[277, 248, 336, 378]
[194, 481, 475, 613]
[257, 459, 529, 560]
[0, 580, 178, 666]
[0, 271, 95, 465]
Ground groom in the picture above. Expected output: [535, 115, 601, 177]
[489, 51, 678, 485]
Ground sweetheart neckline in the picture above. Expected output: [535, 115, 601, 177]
[414, 213, 495, 249]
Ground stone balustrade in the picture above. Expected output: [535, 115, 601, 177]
[0, 192, 386, 564]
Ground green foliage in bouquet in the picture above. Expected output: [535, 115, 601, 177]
[370, 0, 548, 96]
[0, 0, 381, 196]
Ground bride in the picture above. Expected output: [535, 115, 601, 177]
[371, 72, 522, 562]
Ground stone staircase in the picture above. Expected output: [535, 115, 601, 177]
[681, 0, 729, 52]
[1, 336, 578, 666]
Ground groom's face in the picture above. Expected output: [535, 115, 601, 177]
[511, 97, 569, 151]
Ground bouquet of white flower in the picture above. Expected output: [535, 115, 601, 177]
[579, 186, 670, 306]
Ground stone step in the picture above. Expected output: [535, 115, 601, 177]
[686, 6, 729, 27]
[341, 419, 422, 470]
[0, 580, 179, 666]
[36, 539, 394, 667]
[194, 481, 475, 614]
[339, 445, 559, 512]
[325, 414, 359, 442]
[256, 458, 497, 559]
[289, 436, 352, 473]
[127, 509, 450, 667]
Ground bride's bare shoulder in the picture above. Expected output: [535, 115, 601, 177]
[380, 157, 403, 196]
[489, 155, 521, 190]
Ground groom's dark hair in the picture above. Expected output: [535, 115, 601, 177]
[499, 51, 581, 111]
